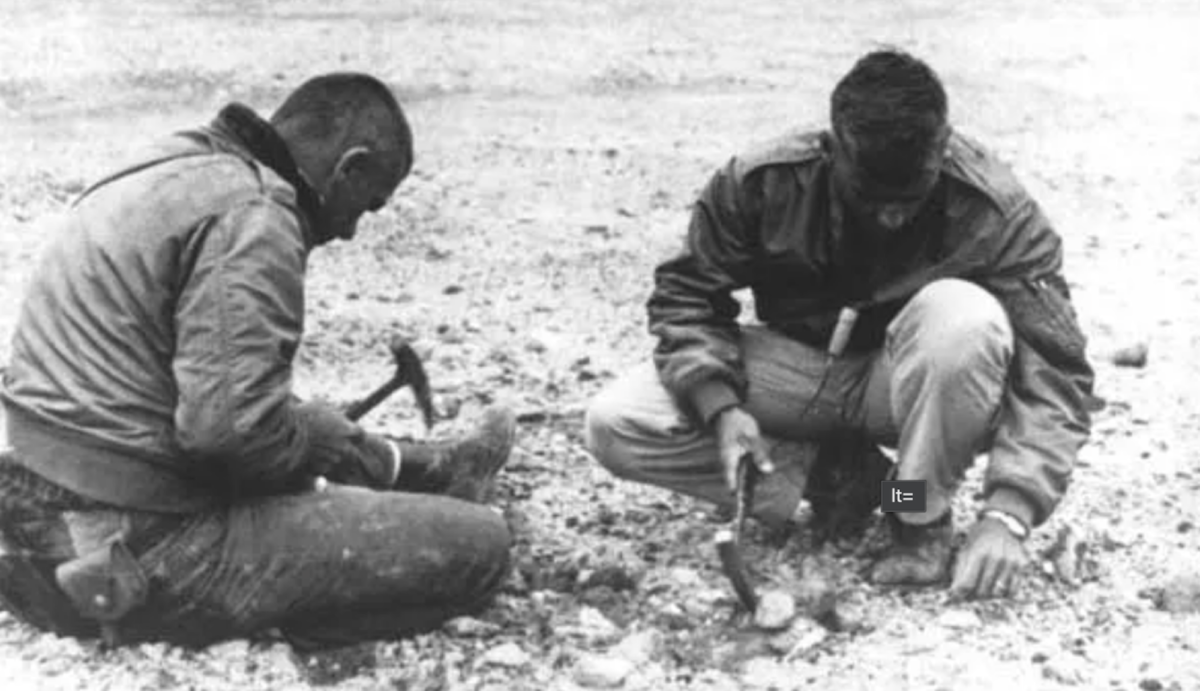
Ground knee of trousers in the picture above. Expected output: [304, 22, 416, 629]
[889, 278, 1014, 375]
[584, 384, 681, 480]
[465, 508, 514, 593]
[584, 388, 636, 477]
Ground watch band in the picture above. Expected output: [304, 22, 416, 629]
[980, 508, 1030, 540]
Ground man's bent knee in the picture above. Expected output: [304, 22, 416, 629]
[584, 370, 677, 476]
[890, 279, 1014, 372]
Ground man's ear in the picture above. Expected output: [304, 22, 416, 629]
[331, 146, 373, 183]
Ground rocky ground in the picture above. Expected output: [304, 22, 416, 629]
[1, 0, 1199, 689]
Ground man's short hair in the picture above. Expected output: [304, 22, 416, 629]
[271, 73, 414, 178]
[830, 49, 948, 185]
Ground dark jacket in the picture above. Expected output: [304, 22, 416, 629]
[1, 104, 391, 512]
[648, 129, 1097, 527]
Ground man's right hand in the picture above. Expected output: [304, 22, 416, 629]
[713, 407, 774, 492]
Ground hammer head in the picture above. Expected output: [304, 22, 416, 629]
[388, 335, 435, 431]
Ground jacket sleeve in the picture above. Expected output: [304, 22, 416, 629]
[647, 159, 759, 425]
[170, 198, 375, 496]
[974, 199, 1097, 528]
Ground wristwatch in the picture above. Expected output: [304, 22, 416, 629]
[979, 508, 1030, 540]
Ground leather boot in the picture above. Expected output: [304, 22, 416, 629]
[870, 511, 954, 586]
[394, 406, 517, 502]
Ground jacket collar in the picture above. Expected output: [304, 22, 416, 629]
[209, 103, 325, 240]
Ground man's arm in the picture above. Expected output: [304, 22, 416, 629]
[171, 199, 391, 496]
[647, 159, 760, 426]
[976, 199, 1096, 529]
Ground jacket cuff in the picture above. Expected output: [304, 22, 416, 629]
[984, 487, 1039, 531]
[690, 380, 742, 427]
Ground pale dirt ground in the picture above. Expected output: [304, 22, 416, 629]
[0, 1, 1199, 689]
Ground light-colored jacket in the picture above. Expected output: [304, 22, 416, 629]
[0, 104, 386, 512]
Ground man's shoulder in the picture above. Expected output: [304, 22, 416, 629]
[89, 131, 300, 216]
[943, 131, 1035, 215]
[730, 128, 826, 180]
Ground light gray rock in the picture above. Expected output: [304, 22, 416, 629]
[573, 653, 635, 688]
[612, 630, 660, 666]
[479, 642, 531, 669]
[444, 616, 502, 638]
[752, 589, 797, 631]
[936, 608, 983, 630]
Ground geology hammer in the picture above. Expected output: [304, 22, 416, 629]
[715, 453, 760, 613]
[344, 335, 435, 430]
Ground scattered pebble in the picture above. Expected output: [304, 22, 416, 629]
[666, 567, 704, 588]
[769, 618, 829, 660]
[752, 589, 797, 631]
[478, 642, 531, 669]
[740, 658, 796, 689]
[1108, 341, 1149, 368]
[573, 653, 634, 688]
[1149, 575, 1200, 613]
[576, 606, 622, 642]
[612, 630, 660, 665]
[1041, 659, 1084, 686]
[828, 598, 871, 634]
[936, 609, 983, 630]
[444, 616, 502, 638]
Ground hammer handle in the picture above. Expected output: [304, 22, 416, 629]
[345, 378, 405, 422]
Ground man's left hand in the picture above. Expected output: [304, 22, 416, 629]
[949, 517, 1030, 600]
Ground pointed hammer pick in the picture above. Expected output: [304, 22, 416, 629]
[344, 335, 435, 431]
[715, 453, 760, 613]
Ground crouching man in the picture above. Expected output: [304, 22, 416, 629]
[0, 73, 515, 651]
[585, 49, 1097, 600]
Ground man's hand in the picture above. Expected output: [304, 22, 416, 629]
[713, 407, 773, 492]
[949, 517, 1030, 600]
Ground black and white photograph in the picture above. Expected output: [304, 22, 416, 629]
[0, 1, 1197, 689]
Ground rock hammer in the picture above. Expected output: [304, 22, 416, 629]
[344, 334, 436, 430]
[713, 306, 859, 613]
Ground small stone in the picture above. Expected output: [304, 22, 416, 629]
[1110, 341, 1149, 368]
[444, 616, 501, 638]
[612, 630, 660, 666]
[1041, 658, 1085, 685]
[828, 598, 871, 633]
[740, 658, 796, 689]
[752, 589, 797, 631]
[573, 653, 634, 688]
[902, 627, 950, 654]
[1139, 679, 1164, 691]
[768, 618, 828, 659]
[666, 567, 704, 588]
[936, 609, 983, 630]
[1153, 575, 1200, 613]
[478, 642, 530, 669]
[579, 606, 621, 638]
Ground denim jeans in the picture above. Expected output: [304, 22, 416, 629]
[0, 460, 511, 651]
[585, 279, 1014, 527]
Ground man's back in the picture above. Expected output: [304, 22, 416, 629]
[2, 125, 309, 511]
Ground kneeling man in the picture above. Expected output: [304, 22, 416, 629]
[586, 49, 1096, 600]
